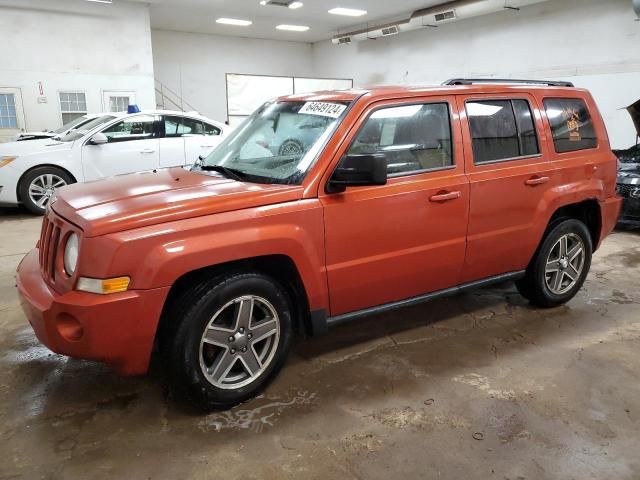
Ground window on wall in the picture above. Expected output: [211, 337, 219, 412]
[543, 98, 597, 153]
[0, 94, 18, 129]
[467, 99, 540, 164]
[59, 92, 87, 124]
[109, 96, 130, 112]
[347, 102, 453, 176]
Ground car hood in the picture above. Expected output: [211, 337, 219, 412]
[627, 99, 640, 137]
[0, 138, 72, 157]
[52, 168, 304, 237]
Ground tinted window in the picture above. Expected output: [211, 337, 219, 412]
[543, 98, 597, 153]
[347, 103, 453, 175]
[513, 100, 539, 156]
[203, 122, 221, 136]
[164, 116, 205, 137]
[102, 115, 157, 143]
[467, 99, 540, 164]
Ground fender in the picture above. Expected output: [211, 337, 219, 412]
[81, 199, 330, 311]
[529, 177, 604, 254]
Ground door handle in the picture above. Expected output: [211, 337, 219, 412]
[429, 191, 461, 202]
[201, 144, 215, 148]
[525, 176, 550, 186]
[140, 148, 156, 154]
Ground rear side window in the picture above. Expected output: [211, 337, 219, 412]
[466, 99, 540, 164]
[543, 98, 597, 153]
[347, 102, 453, 176]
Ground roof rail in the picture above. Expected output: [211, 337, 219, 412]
[443, 78, 575, 88]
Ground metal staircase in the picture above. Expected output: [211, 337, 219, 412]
[155, 79, 197, 112]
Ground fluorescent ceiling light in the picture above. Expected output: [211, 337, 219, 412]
[216, 18, 253, 26]
[328, 7, 367, 17]
[276, 24, 310, 31]
[289, 1, 304, 9]
[86, 0, 112, 3]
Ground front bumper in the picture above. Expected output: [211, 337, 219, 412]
[0, 162, 20, 205]
[17, 248, 170, 375]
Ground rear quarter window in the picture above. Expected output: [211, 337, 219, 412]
[543, 98, 597, 153]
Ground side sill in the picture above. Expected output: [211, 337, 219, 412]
[325, 270, 525, 329]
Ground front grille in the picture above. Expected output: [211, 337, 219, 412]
[38, 214, 62, 283]
[617, 184, 639, 199]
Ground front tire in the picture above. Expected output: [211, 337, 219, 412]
[516, 219, 592, 308]
[18, 166, 73, 215]
[165, 272, 293, 411]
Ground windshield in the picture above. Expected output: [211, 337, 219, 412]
[199, 100, 350, 184]
[57, 115, 117, 142]
[52, 115, 90, 134]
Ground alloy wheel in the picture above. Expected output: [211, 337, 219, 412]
[544, 233, 585, 295]
[28, 174, 66, 208]
[198, 295, 280, 389]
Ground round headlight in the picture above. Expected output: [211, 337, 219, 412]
[64, 233, 79, 276]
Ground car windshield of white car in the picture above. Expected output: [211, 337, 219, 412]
[58, 115, 116, 142]
[52, 115, 91, 134]
[200, 100, 350, 184]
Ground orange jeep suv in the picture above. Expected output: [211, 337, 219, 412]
[17, 79, 622, 410]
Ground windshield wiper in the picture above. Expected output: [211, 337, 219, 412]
[198, 164, 246, 181]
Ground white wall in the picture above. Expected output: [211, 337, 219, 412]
[151, 30, 314, 123]
[311, 0, 640, 149]
[0, 0, 156, 139]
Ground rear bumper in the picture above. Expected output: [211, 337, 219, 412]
[598, 196, 623, 245]
[17, 249, 170, 375]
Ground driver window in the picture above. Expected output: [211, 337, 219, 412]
[102, 115, 157, 143]
[348, 103, 453, 175]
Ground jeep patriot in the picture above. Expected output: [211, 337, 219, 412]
[17, 79, 622, 410]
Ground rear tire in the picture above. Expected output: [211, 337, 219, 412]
[516, 219, 592, 308]
[164, 272, 293, 411]
[18, 166, 74, 215]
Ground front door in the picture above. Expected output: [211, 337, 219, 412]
[457, 94, 555, 282]
[320, 97, 469, 316]
[81, 114, 161, 181]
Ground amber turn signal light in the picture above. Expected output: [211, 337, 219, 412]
[76, 276, 130, 294]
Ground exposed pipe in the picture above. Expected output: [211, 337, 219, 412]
[331, 0, 549, 44]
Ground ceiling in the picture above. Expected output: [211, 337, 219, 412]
[130, 0, 450, 43]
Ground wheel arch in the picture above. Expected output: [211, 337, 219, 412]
[155, 254, 314, 350]
[546, 199, 601, 250]
[16, 164, 77, 202]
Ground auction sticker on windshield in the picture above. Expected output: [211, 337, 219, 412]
[299, 102, 346, 118]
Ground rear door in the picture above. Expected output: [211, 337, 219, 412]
[160, 116, 224, 168]
[457, 93, 554, 282]
[81, 114, 161, 180]
[183, 119, 224, 166]
[320, 96, 469, 316]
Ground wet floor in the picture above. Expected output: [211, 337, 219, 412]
[1, 208, 639, 479]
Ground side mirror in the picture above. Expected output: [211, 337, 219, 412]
[327, 153, 387, 193]
[88, 132, 108, 145]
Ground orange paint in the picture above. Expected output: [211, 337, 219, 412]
[17, 84, 622, 375]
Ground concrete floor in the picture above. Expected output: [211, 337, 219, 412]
[1, 207, 639, 480]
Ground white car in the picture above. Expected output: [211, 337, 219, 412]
[13, 113, 105, 142]
[0, 110, 228, 214]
